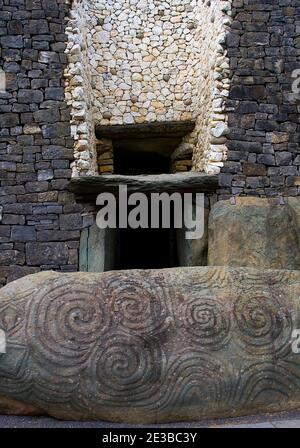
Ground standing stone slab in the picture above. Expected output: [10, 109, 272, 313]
[79, 224, 115, 273]
[176, 207, 209, 266]
[208, 197, 300, 269]
[0, 267, 300, 423]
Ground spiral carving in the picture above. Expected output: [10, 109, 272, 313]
[193, 267, 233, 289]
[178, 294, 231, 351]
[239, 269, 292, 289]
[0, 342, 33, 399]
[158, 351, 232, 413]
[235, 362, 299, 407]
[234, 292, 292, 356]
[105, 273, 169, 335]
[0, 268, 300, 422]
[87, 332, 163, 408]
[28, 280, 110, 371]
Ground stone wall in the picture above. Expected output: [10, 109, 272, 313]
[1, 0, 300, 288]
[219, 0, 300, 198]
[66, 0, 299, 185]
[190, 0, 232, 175]
[0, 0, 89, 287]
[65, 0, 232, 176]
[65, 0, 98, 176]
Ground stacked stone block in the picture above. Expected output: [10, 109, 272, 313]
[220, 0, 300, 198]
[0, 0, 91, 287]
[96, 138, 114, 174]
[1, 0, 300, 288]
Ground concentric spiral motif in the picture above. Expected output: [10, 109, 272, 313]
[0, 342, 32, 398]
[238, 269, 292, 289]
[177, 293, 232, 351]
[158, 350, 232, 413]
[234, 291, 292, 356]
[191, 267, 233, 290]
[105, 273, 170, 335]
[86, 332, 163, 408]
[234, 361, 299, 407]
[27, 279, 110, 372]
[1, 268, 300, 422]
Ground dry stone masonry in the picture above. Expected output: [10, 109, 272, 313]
[1, 0, 300, 424]
[64, 0, 300, 183]
[220, 0, 300, 198]
[0, 0, 91, 287]
[0, 0, 300, 286]
[64, 0, 232, 176]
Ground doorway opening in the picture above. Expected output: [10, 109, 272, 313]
[114, 202, 179, 270]
[95, 121, 195, 176]
[113, 136, 180, 176]
[115, 227, 178, 270]
[114, 147, 170, 175]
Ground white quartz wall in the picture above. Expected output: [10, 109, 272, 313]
[65, 0, 98, 176]
[191, 0, 232, 174]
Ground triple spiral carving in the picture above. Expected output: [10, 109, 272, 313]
[234, 291, 292, 356]
[87, 332, 163, 407]
[0, 269, 298, 420]
[106, 273, 169, 335]
[178, 294, 232, 351]
[27, 280, 110, 371]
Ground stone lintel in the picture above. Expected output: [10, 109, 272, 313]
[95, 121, 196, 140]
[68, 173, 219, 200]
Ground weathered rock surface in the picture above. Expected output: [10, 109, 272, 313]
[0, 268, 300, 423]
[69, 172, 219, 200]
[208, 197, 300, 269]
[176, 207, 209, 266]
[95, 121, 196, 140]
[79, 224, 115, 273]
[0, 395, 42, 416]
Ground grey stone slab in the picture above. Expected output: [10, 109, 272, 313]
[95, 121, 195, 140]
[1, 267, 300, 423]
[208, 197, 300, 270]
[79, 224, 115, 273]
[69, 173, 219, 200]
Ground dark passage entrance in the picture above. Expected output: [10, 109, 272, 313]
[113, 136, 178, 176]
[93, 122, 196, 270]
[115, 227, 178, 270]
[114, 202, 179, 270]
[96, 121, 196, 176]
[114, 148, 170, 175]
[111, 126, 182, 268]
